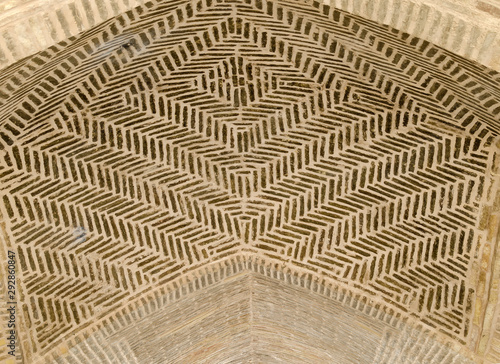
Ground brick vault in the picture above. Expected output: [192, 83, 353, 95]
[0, 0, 499, 363]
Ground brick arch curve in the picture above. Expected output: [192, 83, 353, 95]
[36, 254, 477, 363]
[0, 0, 499, 362]
[0, 0, 500, 71]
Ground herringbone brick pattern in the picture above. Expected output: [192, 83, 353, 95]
[0, 0, 499, 361]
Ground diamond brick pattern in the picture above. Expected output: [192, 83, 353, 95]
[0, 0, 499, 361]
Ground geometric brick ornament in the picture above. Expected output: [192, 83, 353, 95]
[0, 0, 499, 362]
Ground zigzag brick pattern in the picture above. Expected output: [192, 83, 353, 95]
[0, 0, 499, 361]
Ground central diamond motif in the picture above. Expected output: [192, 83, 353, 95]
[173, 51, 312, 155]
[201, 55, 260, 107]
[192, 54, 293, 153]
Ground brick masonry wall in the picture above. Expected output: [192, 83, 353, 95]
[0, 0, 499, 363]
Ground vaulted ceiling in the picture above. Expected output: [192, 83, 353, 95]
[0, 0, 499, 363]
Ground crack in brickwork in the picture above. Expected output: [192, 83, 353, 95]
[0, 0, 499, 362]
